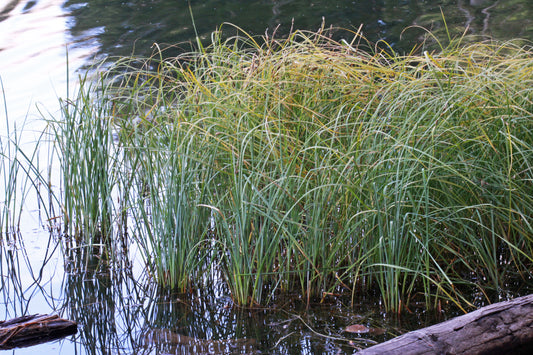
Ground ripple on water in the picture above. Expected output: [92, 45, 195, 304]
[0, 0, 97, 129]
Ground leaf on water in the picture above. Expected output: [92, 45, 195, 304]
[344, 324, 369, 333]
[368, 327, 386, 335]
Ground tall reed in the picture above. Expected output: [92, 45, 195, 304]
[50, 77, 116, 243]
[53, 26, 533, 312]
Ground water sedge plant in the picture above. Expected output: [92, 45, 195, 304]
[42, 26, 533, 313]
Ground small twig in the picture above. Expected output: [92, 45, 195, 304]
[273, 331, 297, 348]
[267, 316, 298, 327]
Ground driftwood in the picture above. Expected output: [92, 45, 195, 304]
[0, 314, 77, 350]
[358, 294, 533, 355]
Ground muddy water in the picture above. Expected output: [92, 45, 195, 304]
[1, 0, 532, 354]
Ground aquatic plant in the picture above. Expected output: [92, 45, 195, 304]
[51, 25, 533, 312]
[49, 77, 116, 243]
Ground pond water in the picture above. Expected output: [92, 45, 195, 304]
[0, 1, 532, 354]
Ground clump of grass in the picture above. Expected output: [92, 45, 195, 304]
[128, 121, 215, 292]
[50, 77, 116, 243]
[55, 25, 533, 313]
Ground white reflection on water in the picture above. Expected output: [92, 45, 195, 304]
[0, 1, 98, 354]
[0, 0, 98, 130]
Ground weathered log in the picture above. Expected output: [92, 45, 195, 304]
[358, 294, 533, 355]
[0, 314, 77, 350]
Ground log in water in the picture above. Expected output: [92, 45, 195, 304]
[0, 314, 77, 350]
[359, 294, 533, 355]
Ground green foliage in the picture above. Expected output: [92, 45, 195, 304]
[50, 78, 115, 242]
[52, 26, 533, 312]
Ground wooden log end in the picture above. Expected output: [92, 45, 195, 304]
[0, 314, 78, 350]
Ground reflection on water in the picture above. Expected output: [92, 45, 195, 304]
[1, 232, 446, 354]
[141, 328, 258, 354]
[0, 2, 97, 352]
[63, 245, 141, 354]
[0, 0, 97, 129]
[0, 233, 69, 354]
[61, 0, 532, 59]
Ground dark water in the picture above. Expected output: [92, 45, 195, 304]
[0, 1, 532, 354]
[63, 0, 533, 59]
